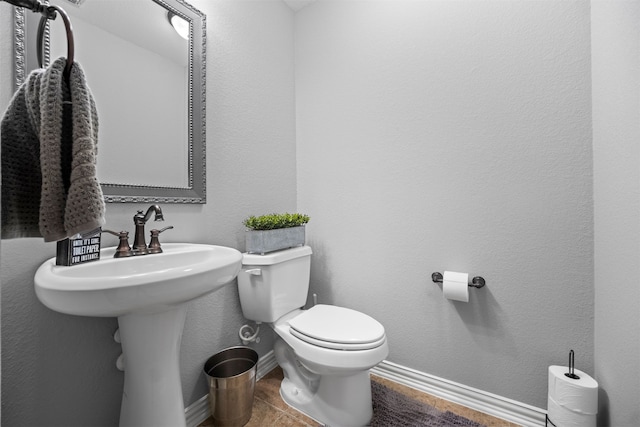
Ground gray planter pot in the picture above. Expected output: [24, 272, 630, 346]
[245, 226, 305, 254]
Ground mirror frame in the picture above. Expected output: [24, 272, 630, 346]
[13, 0, 207, 204]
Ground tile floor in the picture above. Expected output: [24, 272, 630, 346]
[198, 367, 522, 427]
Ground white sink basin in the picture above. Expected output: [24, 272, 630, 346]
[35, 243, 242, 317]
[34, 243, 242, 427]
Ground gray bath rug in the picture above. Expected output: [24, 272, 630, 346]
[370, 381, 487, 427]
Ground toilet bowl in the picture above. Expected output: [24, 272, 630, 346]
[275, 306, 387, 374]
[237, 246, 389, 426]
[272, 306, 388, 425]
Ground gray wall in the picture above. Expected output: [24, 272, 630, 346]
[592, 1, 640, 426]
[0, 1, 293, 425]
[295, 0, 593, 410]
[2, 0, 639, 425]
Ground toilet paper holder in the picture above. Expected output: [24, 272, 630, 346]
[431, 272, 486, 288]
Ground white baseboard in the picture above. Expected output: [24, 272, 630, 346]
[255, 349, 279, 380]
[185, 395, 209, 427]
[185, 350, 278, 427]
[371, 360, 547, 427]
[186, 353, 546, 427]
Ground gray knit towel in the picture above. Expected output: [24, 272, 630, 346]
[1, 57, 105, 241]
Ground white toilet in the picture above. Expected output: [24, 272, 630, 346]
[237, 246, 389, 426]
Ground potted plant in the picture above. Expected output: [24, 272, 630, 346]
[243, 213, 310, 254]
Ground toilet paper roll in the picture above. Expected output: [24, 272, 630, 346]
[547, 395, 596, 427]
[443, 271, 469, 302]
[548, 365, 598, 414]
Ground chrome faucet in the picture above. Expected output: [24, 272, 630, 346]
[132, 205, 164, 255]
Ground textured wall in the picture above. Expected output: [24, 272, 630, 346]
[0, 1, 294, 425]
[295, 0, 593, 409]
[592, 1, 640, 426]
[4, 0, 637, 424]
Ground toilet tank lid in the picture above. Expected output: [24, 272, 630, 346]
[242, 246, 312, 265]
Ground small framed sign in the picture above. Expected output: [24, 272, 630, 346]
[56, 227, 102, 266]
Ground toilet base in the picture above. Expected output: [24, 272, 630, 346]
[280, 371, 373, 426]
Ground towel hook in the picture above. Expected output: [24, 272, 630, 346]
[36, 4, 74, 78]
[431, 272, 486, 289]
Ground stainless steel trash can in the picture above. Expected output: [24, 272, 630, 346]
[204, 346, 258, 427]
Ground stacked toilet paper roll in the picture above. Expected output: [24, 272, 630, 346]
[547, 365, 598, 427]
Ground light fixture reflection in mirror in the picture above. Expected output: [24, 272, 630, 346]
[168, 11, 189, 40]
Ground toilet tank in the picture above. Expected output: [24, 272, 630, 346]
[237, 246, 312, 323]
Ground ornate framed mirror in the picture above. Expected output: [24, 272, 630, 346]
[13, 0, 206, 203]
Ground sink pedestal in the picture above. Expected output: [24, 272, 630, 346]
[118, 305, 188, 427]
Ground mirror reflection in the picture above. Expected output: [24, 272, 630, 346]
[50, 0, 189, 188]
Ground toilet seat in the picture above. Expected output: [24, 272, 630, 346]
[289, 305, 386, 351]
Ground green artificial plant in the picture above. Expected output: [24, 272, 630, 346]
[243, 213, 310, 231]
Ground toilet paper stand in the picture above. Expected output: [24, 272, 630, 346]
[546, 350, 598, 427]
[431, 272, 486, 288]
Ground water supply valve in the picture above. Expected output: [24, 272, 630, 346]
[239, 322, 261, 345]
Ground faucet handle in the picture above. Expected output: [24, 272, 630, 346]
[148, 226, 174, 254]
[102, 229, 134, 258]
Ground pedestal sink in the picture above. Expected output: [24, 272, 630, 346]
[34, 243, 242, 427]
